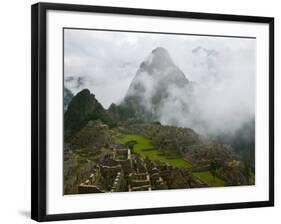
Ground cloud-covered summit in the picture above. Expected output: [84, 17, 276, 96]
[126, 47, 189, 99]
[64, 29, 256, 136]
[123, 47, 190, 119]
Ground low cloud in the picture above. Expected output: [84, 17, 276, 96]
[64, 29, 255, 136]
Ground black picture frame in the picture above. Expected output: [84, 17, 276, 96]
[31, 2, 274, 222]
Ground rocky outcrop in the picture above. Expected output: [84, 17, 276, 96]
[64, 89, 114, 139]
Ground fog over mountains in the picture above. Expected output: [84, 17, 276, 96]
[63, 31, 257, 192]
[64, 29, 255, 109]
[64, 44, 256, 164]
[117, 46, 253, 137]
[64, 30, 255, 140]
[123, 47, 190, 120]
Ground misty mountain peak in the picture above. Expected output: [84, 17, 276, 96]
[192, 46, 219, 57]
[151, 47, 171, 58]
[140, 47, 176, 72]
[123, 47, 190, 119]
[152, 46, 168, 53]
[126, 47, 189, 98]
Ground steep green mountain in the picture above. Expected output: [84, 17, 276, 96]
[64, 89, 115, 140]
[109, 47, 191, 121]
[126, 47, 189, 96]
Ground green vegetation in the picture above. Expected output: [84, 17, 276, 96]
[209, 160, 222, 182]
[124, 140, 137, 150]
[69, 120, 111, 149]
[65, 150, 99, 162]
[115, 134, 192, 169]
[115, 134, 225, 187]
[193, 171, 225, 187]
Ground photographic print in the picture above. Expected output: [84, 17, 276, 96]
[63, 28, 256, 195]
[32, 3, 274, 221]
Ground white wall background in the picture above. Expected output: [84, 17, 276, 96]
[0, 0, 279, 223]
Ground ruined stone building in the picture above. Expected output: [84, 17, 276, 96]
[78, 146, 207, 194]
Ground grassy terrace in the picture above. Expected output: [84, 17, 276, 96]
[115, 134, 224, 187]
[193, 171, 225, 187]
[115, 134, 192, 169]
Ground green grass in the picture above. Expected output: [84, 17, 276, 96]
[115, 134, 225, 187]
[193, 171, 225, 187]
[115, 134, 192, 169]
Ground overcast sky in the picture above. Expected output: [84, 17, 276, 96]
[64, 29, 256, 110]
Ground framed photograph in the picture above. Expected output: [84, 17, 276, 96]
[31, 2, 274, 222]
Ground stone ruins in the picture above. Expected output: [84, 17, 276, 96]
[78, 147, 207, 194]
